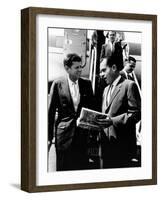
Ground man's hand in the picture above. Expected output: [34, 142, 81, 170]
[95, 116, 113, 129]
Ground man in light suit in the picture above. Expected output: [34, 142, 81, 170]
[96, 55, 141, 168]
[100, 31, 123, 65]
[48, 53, 94, 171]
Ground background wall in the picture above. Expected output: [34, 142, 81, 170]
[0, 0, 160, 199]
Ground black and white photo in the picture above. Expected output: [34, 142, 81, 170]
[21, 7, 157, 192]
[47, 28, 142, 172]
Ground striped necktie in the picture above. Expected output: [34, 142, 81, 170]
[107, 84, 113, 105]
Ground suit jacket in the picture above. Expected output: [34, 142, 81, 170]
[48, 76, 94, 151]
[120, 70, 128, 79]
[102, 76, 141, 157]
[100, 41, 123, 63]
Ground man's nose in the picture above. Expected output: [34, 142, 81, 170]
[78, 68, 82, 72]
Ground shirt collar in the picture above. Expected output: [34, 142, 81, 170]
[67, 75, 78, 86]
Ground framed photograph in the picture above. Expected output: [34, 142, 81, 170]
[21, 7, 157, 192]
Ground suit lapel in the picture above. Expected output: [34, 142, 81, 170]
[105, 77, 124, 112]
[102, 85, 110, 113]
[108, 84, 121, 107]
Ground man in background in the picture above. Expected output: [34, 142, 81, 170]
[120, 55, 142, 165]
[100, 31, 123, 66]
[120, 56, 136, 81]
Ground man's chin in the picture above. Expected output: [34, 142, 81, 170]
[105, 80, 110, 85]
[105, 79, 113, 85]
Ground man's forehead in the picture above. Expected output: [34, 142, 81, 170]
[109, 31, 116, 35]
[100, 59, 107, 68]
[71, 61, 82, 66]
[129, 60, 136, 65]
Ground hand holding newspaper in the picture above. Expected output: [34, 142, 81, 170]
[77, 107, 110, 131]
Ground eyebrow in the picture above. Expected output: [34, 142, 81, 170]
[74, 65, 83, 69]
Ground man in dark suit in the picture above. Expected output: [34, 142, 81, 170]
[95, 55, 141, 168]
[120, 56, 136, 81]
[48, 53, 94, 171]
[100, 31, 123, 65]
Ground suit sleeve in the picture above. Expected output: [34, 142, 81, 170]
[111, 82, 141, 127]
[48, 81, 58, 143]
[85, 79, 95, 110]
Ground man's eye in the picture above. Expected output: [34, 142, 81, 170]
[101, 69, 106, 73]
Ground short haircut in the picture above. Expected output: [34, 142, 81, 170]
[106, 30, 116, 38]
[126, 56, 136, 63]
[63, 53, 82, 68]
[106, 53, 124, 71]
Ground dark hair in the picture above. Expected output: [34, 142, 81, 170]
[106, 53, 124, 71]
[63, 53, 82, 68]
[106, 30, 116, 38]
[127, 56, 136, 63]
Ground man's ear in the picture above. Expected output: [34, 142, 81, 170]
[111, 64, 117, 72]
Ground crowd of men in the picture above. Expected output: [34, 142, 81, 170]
[48, 31, 141, 171]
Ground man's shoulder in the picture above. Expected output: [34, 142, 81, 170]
[50, 76, 67, 92]
[79, 77, 91, 84]
[79, 78, 92, 89]
[120, 78, 136, 89]
[51, 76, 67, 84]
[115, 41, 122, 45]
[120, 71, 126, 78]
[120, 70, 125, 75]
[114, 41, 122, 49]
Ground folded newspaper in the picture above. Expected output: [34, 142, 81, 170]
[77, 107, 108, 131]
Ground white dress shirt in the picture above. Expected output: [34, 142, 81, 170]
[67, 76, 80, 111]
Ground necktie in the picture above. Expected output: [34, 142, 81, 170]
[103, 84, 116, 139]
[107, 84, 113, 105]
[102, 85, 113, 113]
[72, 82, 80, 111]
[127, 74, 134, 81]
